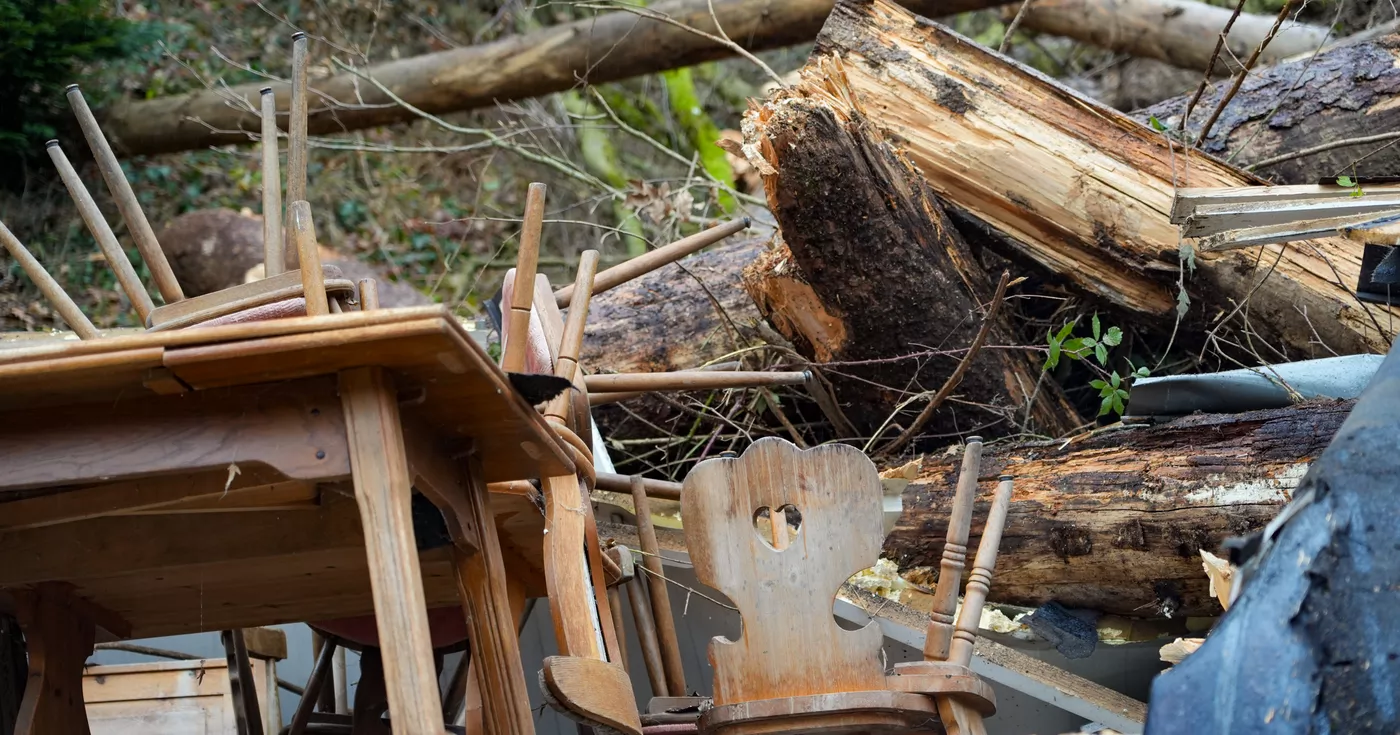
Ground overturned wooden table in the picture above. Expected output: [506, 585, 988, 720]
[0, 305, 566, 735]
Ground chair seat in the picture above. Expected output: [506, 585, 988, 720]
[698, 691, 946, 735]
[311, 606, 469, 651]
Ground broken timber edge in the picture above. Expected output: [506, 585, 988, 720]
[747, 0, 1399, 357]
[594, 522, 1147, 732]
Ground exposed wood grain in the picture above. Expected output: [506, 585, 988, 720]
[289, 202, 329, 317]
[743, 79, 1078, 437]
[539, 656, 643, 735]
[924, 439, 982, 661]
[1184, 196, 1400, 238]
[885, 400, 1350, 615]
[338, 366, 445, 733]
[1170, 184, 1399, 222]
[503, 184, 546, 373]
[684, 438, 886, 704]
[769, 0, 1399, 355]
[584, 370, 807, 393]
[13, 583, 97, 735]
[0, 376, 348, 493]
[698, 691, 943, 735]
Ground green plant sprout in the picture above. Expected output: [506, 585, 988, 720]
[1044, 314, 1150, 417]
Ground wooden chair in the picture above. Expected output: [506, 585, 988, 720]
[681, 438, 1002, 735]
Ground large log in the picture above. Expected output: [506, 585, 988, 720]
[1137, 35, 1400, 183]
[885, 400, 1350, 616]
[740, 79, 1081, 438]
[99, 0, 1009, 157]
[741, 0, 1399, 359]
[1015, 0, 1328, 73]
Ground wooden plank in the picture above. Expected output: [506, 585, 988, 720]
[84, 658, 278, 735]
[83, 660, 229, 704]
[0, 376, 349, 493]
[1170, 183, 1400, 222]
[582, 370, 807, 393]
[14, 583, 96, 735]
[542, 474, 606, 659]
[338, 366, 445, 734]
[0, 468, 305, 531]
[0, 348, 165, 412]
[146, 269, 354, 331]
[1194, 210, 1390, 252]
[682, 438, 886, 704]
[119, 481, 319, 515]
[1339, 211, 1400, 245]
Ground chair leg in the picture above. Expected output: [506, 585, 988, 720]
[339, 366, 445, 734]
[352, 649, 391, 735]
[221, 630, 264, 735]
[287, 636, 336, 735]
[13, 584, 95, 735]
[453, 452, 536, 735]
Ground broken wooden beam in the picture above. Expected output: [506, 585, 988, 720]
[884, 399, 1350, 616]
[741, 74, 1081, 439]
[744, 0, 1398, 357]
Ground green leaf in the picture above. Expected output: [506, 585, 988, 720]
[1148, 115, 1167, 132]
[1095, 343, 1109, 365]
[1112, 391, 1126, 415]
[1351, 187, 1365, 197]
[1089, 379, 1108, 391]
[1099, 394, 1115, 417]
[1176, 289, 1192, 318]
[1055, 321, 1076, 343]
[1136, 366, 1151, 378]
[1104, 326, 1123, 347]
[1110, 372, 1121, 388]
[1046, 331, 1061, 371]
[1092, 314, 1101, 339]
[1337, 175, 1355, 187]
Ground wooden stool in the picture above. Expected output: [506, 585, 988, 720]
[681, 438, 995, 735]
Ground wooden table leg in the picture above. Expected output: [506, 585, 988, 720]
[339, 366, 445, 734]
[453, 451, 536, 735]
[13, 583, 96, 735]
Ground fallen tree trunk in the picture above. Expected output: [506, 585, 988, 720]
[742, 0, 1398, 358]
[740, 79, 1081, 438]
[1014, 0, 1329, 73]
[100, 0, 1010, 157]
[885, 399, 1351, 616]
[1136, 35, 1400, 183]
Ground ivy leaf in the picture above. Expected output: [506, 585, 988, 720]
[1092, 314, 1101, 339]
[1095, 343, 1109, 365]
[1337, 175, 1355, 187]
[1104, 326, 1123, 347]
[1099, 394, 1116, 416]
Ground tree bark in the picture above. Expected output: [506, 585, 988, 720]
[1014, 0, 1329, 74]
[740, 85, 1081, 439]
[885, 399, 1351, 616]
[98, 0, 1011, 157]
[744, 0, 1399, 358]
[1136, 35, 1400, 183]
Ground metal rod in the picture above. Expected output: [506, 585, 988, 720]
[924, 436, 983, 661]
[502, 182, 546, 373]
[259, 87, 284, 277]
[65, 85, 184, 304]
[358, 278, 380, 310]
[595, 472, 681, 501]
[46, 141, 155, 324]
[948, 475, 1015, 667]
[285, 32, 310, 270]
[631, 475, 687, 695]
[584, 370, 809, 394]
[544, 249, 599, 424]
[288, 636, 336, 735]
[0, 220, 98, 339]
[626, 575, 669, 697]
[588, 361, 742, 406]
[288, 201, 328, 316]
[555, 217, 750, 307]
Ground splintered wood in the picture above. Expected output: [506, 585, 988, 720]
[740, 0, 1400, 357]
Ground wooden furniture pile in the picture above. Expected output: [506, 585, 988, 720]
[0, 31, 1019, 735]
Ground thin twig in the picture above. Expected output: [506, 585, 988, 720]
[579, 2, 784, 85]
[876, 271, 1011, 457]
[998, 0, 1036, 54]
[1195, 0, 1302, 147]
[1178, 0, 1248, 135]
[1248, 131, 1400, 170]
